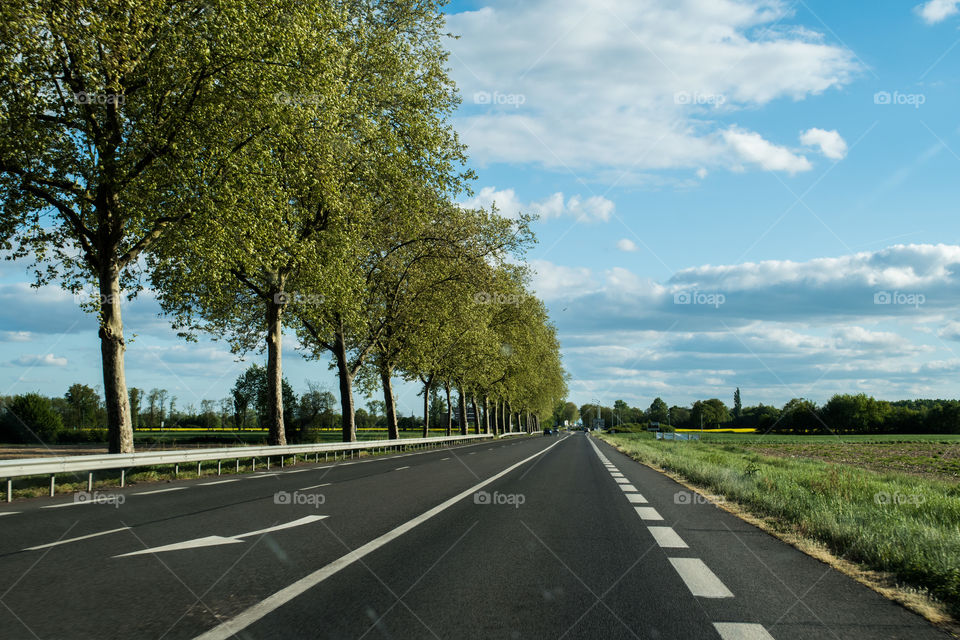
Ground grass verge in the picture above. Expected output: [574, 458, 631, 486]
[600, 432, 960, 625]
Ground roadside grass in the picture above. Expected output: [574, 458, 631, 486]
[601, 433, 960, 619]
[695, 433, 960, 444]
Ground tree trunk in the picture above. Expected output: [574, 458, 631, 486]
[483, 395, 490, 434]
[526, 409, 531, 434]
[421, 378, 431, 438]
[333, 330, 356, 442]
[265, 298, 287, 446]
[445, 382, 452, 437]
[471, 395, 480, 435]
[458, 387, 467, 436]
[99, 264, 134, 453]
[381, 366, 399, 440]
[507, 402, 513, 432]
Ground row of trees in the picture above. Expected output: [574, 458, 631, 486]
[570, 391, 960, 434]
[0, 1, 567, 452]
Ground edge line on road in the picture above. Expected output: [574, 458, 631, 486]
[193, 437, 562, 640]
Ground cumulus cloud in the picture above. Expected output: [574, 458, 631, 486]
[448, 0, 858, 179]
[917, 0, 960, 23]
[539, 244, 960, 405]
[800, 128, 848, 160]
[616, 238, 638, 252]
[460, 187, 615, 222]
[14, 353, 67, 367]
[2, 331, 31, 342]
[723, 127, 812, 174]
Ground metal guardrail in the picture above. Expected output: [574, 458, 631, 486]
[1, 433, 502, 502]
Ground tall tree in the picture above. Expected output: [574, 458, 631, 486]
[0, 0, 301, 451]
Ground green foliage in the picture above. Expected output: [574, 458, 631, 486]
[0, 393, 64, 443]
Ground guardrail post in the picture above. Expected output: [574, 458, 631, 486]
[217, 461, 222, 476]
[120, 469, 125, 488]
[5, 479, 10, 503]
[197, 461, 201, 477]
[252, 458, 256, 472]
[281, 456, 284, 468]
[87, 473, 93, 492]
[49, 475, 55, 497]
[236, 459, 240, 473]
[267, 457, 271, 470]
[174, 464, 179, 477]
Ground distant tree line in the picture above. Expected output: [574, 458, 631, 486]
[558, 390, 960, 435]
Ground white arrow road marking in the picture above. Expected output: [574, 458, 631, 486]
[25, 527, 130, 551]
[114, 515, 327, 558]
[713, 622, 774, 639]
[133, 487, 188, 496]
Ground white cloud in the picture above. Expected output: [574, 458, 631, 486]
[539, 245, 960, 405]
[917, 0, 960, 23]
[2, 331, 31, 342]
[616, 238, 638, 252]
[530, 259, 597, 301]
[14, 353, 67, 367]
[722, 127, 812, 174]
[459, 186, 525, 219]
[800, 128, 848, 160]
[448, 0, 858, 179]
[460, 187, 615, 222]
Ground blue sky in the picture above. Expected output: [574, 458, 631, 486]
[3, 0, 960, 415]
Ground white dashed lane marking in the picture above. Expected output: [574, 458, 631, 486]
[625, 493, 647, 504]
[634, 506, 663, 521]
[647, 526, 688, 548]
[669, 558, 734, 598]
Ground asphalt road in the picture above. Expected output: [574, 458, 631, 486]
[0, 433, 950, 639]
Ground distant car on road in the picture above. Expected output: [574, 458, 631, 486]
[543, 428, 554, 436]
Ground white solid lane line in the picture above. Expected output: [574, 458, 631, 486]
[647, 526, 688, 548]
[25, 527, 130, 551]
[0, 512, 19, 517]
[620, 484, 639, 492]
[634, 506, 663, 521]
[441, 457, 450, 460]
[394, 466, 410, 471]
[713, 622, 775, 640]
[625, 493, 647, 504]
[299, 483, 330, 491]
[247, 474, 278, 479]
[199, 479, 240, 486]
[194, 438, 563, 640]
[133, 487, 189, 496]
[669, 558, 734, 598]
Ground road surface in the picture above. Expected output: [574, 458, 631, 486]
[0, 433, 949, 639]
